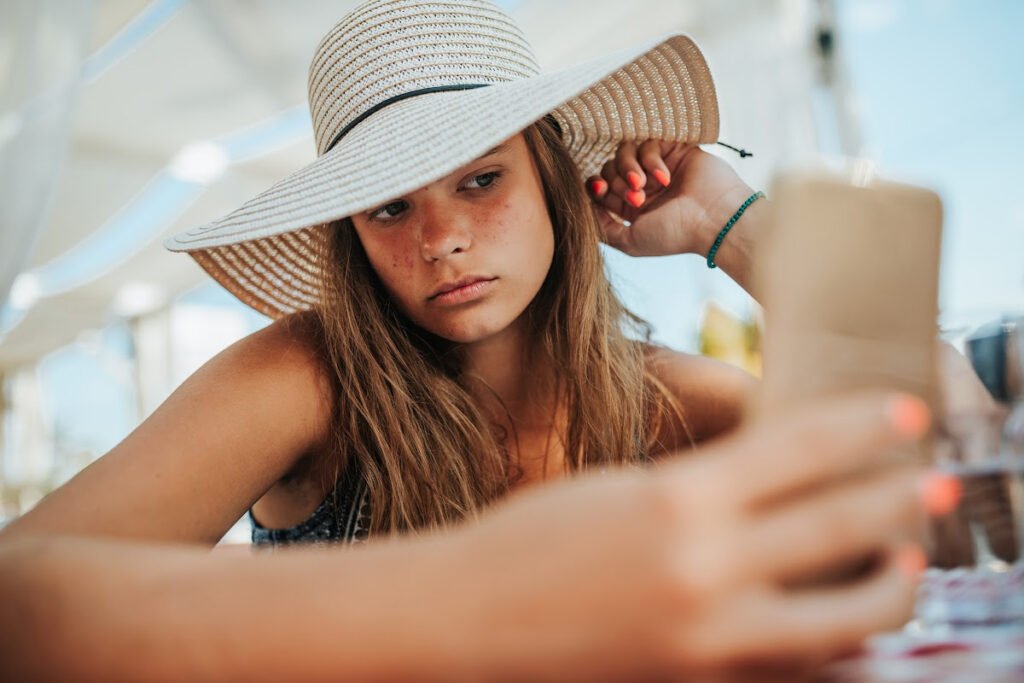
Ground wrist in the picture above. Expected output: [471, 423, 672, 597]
[706, 190, 764, 269]
[697, 185, 765, 299]
[698, 184, 758, 255]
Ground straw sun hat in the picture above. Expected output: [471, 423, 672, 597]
[164, 0, 721, 318]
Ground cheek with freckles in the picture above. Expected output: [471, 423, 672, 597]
[387, 251, 415, 275]
[357, 236, 419, 312]
[475, 203, 512, 248]
[492, 196, 554, 284]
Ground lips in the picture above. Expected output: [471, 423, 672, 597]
[428, 275, 496, 300]
[425, 274, 497, 305]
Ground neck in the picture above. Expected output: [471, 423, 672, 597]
[461, 318, 554, 426]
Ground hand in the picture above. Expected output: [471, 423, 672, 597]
[446, 392, 942, 681]
[936, 340, 1005, 417]
[585, 141, 755, 257]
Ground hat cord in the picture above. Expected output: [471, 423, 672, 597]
[716, 141, 753, 158]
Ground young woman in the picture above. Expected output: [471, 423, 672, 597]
[0, 1, 951, 679]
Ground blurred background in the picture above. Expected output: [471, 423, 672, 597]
[1, 0, 1022, 538]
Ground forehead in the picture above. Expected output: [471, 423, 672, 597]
[454, 132, 525, 171]
[352, 132, 530, 220]
[402, 132, 528, 193]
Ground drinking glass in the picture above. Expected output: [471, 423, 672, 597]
[914, 411, 1024, 630]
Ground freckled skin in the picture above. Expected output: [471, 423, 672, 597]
[350, 134, 555, 345]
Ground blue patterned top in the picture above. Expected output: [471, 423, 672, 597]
[249, 459, 371, 547]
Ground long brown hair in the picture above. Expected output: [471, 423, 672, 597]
[312, 116, 685, 535]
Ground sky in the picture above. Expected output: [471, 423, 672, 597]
[835, 0, 1024, 326]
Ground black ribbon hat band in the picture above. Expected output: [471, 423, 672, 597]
[325, 82, 751, 159]
[325, 83, 491, 153]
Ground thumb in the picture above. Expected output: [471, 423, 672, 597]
[598, 209, 635, 255]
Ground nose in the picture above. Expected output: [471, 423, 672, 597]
[418, 203, 472, 262]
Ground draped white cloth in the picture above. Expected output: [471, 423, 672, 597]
[0, 0, 93, 306]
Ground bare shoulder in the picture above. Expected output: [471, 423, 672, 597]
[645, 346, 758, 450]
[227, 310, 332, 400]
[1, 311, 336, 545]
[168, 310, 335, 453]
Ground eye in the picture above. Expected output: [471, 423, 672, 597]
[464, 171, 501, 190]
[367, 199, 408, 222]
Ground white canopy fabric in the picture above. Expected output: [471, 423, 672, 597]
[0, 0, 93, 321]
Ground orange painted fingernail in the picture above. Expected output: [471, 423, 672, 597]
[590, 179, 607, 196]
[919, 472, 962, 516]
[627, 171, 644, 191]
[626, 190, 645, 208]
[653, 169, 670, 187]
[887, 394, 931, 437]
[895, 543, 927, 581]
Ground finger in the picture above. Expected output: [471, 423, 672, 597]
[750, 547, 919, 658]
[614, 141, 646, 192]
[600, 195, 636, 228]
[682, 548, 918, 664]
[601, 218, 634, 255]
[638, 140, 672, 188]
[661, 142, 700, 175]
[666, 392, 931, 509]
[586, 173, 641, 238]
[741, 464, 927, 583]
[735, 392, 928, 507]
[599, 158, 618, 185]
[593, 165, 630, 215]
[584, 175, 609, 200]
[601, 160, 645, 210]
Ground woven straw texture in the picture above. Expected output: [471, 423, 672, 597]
[165, 0, 719, 318]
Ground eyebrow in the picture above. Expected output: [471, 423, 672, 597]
[364, 142, 513, 216]
[478, 142, 511, 159]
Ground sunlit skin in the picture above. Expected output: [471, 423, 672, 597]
[350, 134, 554, 359]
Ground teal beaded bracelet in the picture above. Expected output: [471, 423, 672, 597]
[706, 190, 765, 269]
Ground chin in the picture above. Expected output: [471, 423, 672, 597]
[422, 313, 518, 345]
[433, 322, 509, 344]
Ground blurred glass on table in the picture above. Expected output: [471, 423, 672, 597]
[917, 412, 1024, 629]
[825, 317, 1024, 681]
[915, 315, 1024, 632]
[964, 315, 1024, 455]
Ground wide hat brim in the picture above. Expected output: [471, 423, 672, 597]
[164, 34, 719, 319]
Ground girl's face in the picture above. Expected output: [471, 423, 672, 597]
[350, 133, 555, 344]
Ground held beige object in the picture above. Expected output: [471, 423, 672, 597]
[753, 170, 943, 426]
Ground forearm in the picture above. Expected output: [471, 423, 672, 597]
[696, 184, 766, 302]
[0, 534, 476, 683]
